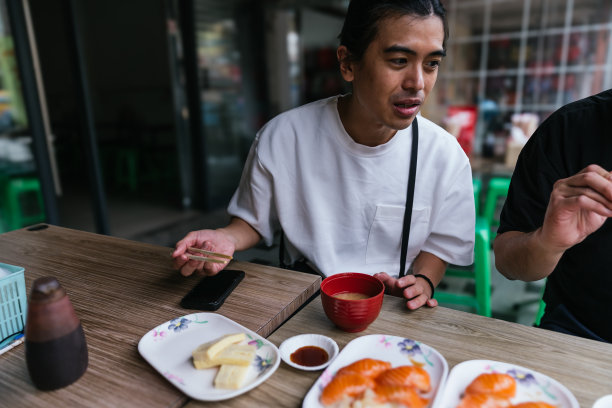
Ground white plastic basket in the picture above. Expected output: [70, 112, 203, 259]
[0, 262, 27, 348]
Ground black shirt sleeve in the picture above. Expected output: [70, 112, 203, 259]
[497, 116, 565, 235]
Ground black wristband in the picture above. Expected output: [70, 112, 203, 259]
[414, 274, 435, 299]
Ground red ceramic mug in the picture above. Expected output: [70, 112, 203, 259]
[320, 272, 384, 332]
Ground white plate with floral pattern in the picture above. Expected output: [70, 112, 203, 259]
[138, 312, 279, 401]
[303, 334, 449, 407]
[433, 359, 579, 408]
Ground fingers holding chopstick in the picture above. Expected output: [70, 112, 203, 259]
[186, 247, 232, 264]
[172, 231, 236, 277]
[187, 247, 233, 260]
[185, 246, 233, 276]
[186, 254, 230, 264]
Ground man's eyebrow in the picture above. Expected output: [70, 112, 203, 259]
[383, 45, 446, 57]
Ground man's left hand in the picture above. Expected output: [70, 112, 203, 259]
[374, 272, 438, 310]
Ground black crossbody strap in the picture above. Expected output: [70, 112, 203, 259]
[279, 229, 287, 268]
[399, 117, 419, 277]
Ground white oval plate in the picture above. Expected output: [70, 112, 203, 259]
[593, 394, 612, 408]
[433, 359, 579, 408]
[138, 312, 280, 401]
[279, 334, 339, 371]
[303, 334, 449, 408]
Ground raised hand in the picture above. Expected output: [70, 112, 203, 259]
[540, 164, 612, 252]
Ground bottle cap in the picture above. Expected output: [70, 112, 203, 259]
[30, 277, 67, 303]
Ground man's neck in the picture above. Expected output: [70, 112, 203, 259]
[337, 95, 397, 147]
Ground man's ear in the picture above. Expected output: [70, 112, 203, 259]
[337, 45, 354, 82]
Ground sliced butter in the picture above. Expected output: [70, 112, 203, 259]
[214, 364, 250, 389]
[192, 333, 245, 362]
[193, 344, 256, 369]
[205, 333, 246, 359]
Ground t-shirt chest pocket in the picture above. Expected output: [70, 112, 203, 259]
[365, 204, 431, 265]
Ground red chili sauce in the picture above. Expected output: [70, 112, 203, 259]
[290, 345, 329, 367]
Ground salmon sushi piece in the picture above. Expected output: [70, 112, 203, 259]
[374, 365, 431, 393]
[373, 384, 429, 408]
[510, 403, 556, 408]
[336, 358, 392, 379]
[320, 373, 374, 406]
[457, 393, 512, 408]
[465, 373, 517, 399]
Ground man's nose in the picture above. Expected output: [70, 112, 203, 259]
[402, 65, 424, 91]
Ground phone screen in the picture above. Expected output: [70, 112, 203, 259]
[180, 270, 245, 311]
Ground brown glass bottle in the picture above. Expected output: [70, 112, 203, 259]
[25, 277, 88, 390]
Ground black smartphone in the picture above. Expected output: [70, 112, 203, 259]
[180, 270, 245, 311]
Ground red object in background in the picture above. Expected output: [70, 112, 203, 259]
[446, 106, 478, 156]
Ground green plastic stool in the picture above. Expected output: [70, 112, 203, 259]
[115, 147, 139, 192]
[483, 177, 511, 230]
[4, 177, 46, 230]
[0, 171, 9, 232]
[473, 177, 482, 216]
[436, 216, 492, 317]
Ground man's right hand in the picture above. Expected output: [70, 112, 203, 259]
[171, 217, 262, 277]
[172, 229, 236, 277]
[495, 164, 612, 282]
[540, 164, 612, 252]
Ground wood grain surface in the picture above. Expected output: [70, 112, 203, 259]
[188, 294, 612, 408]
[0, 225, 320, 408]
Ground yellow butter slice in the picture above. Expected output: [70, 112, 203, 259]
[193, 344, 256, 369]
[192, 333, 245, 362]
[214, 364, 250, 389]
[205, 333, 246, 359]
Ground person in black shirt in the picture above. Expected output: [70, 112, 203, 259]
[494, 89, 612, 343]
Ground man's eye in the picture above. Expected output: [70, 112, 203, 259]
[390, 58, 407, 65]
[426, 60, 441, 70]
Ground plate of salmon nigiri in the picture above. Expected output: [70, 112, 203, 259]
[433, 360, 579, 408]
[302, 334, 449, 408]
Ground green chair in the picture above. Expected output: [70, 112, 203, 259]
[473, 177, 482, 216]
[436, 216, 492, 317]
[0, 171, 8, 233]
[483, 176, 511, 231]
[523, 278, 546, 327]
[534, 297, 546, 326]
[3, 177, 46, 230]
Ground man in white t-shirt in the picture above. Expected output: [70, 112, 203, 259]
[172, 0, 475, 310]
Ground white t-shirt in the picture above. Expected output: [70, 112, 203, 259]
[228, 96, 475, 277]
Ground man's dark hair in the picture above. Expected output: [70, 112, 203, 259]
[339, 0, 449, 62]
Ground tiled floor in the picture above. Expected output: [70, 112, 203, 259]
[57, 195, 543, 327]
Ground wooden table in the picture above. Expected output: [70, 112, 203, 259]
[192, 295, 612, 408]
[0, 225, 320, 407]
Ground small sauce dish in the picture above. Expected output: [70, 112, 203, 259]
[279, 334, 338, 371]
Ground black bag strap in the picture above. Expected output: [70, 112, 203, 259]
[279, 229, 288, 268]
[399, 117, 419, 277]
[278, 231, 319, 275]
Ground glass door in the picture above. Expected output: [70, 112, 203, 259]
[190, 0, 270, 209]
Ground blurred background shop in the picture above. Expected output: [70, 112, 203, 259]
[0, 0, 352, 241]
[0, 0, 611, 322]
